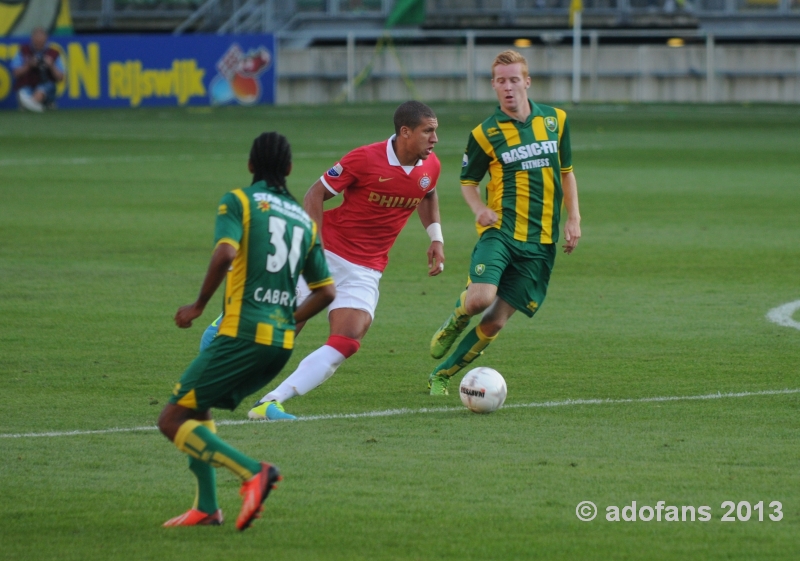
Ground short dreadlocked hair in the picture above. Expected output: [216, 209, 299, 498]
[249, 132, 294, 199]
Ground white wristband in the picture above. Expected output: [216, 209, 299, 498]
[426, 223, 444, 244]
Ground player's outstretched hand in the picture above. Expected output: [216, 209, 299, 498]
[562, 217, 581, 254]
[427, 241, 445, 277]
[175, 303, 204, 328]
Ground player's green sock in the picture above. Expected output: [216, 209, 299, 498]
[174, 420, 261, 481]
[435, 324, 498, 378]
[189, 420, 219, 514]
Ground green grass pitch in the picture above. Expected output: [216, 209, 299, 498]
[1, 102, 798, 560]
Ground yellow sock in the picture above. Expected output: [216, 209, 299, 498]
[455, 290, 469, 319]
[174, 420, 260, 481]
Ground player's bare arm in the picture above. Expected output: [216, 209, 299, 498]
[303, 179, 335, 230]
[417, 188, 445, 276]
[294, 283, 335, 324]
[175, 242, 237, 328]
[561, 171, 581, 254]
[460, 184, 498, 227]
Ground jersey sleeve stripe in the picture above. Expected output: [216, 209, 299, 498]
[215, 237, 240, 251]
[218, 188, 251, 339]
[460, 180, 480, 186]
[320, 175, 339, 195]
[561, 165, 574, 173]
[306, 277, 334, 290]
[307, 220, 318, 256]
[555, 108, 567, 144]
[556, 108, 569, 172]
[471, 124, 496, 159]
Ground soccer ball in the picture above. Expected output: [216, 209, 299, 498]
[459, 367, 507, 414]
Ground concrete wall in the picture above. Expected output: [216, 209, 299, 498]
[277, 44, 800, 104]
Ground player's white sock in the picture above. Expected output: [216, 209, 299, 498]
[263, 345, 346, 403]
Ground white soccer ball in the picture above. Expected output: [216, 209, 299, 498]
[459, 367, 507, 414]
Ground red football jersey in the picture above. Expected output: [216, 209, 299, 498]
[319, 136, 441, 272]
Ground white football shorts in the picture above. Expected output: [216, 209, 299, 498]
[297, 250, 382, 319]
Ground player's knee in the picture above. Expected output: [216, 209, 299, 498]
[157, 403, 201, 442]
[465, 295, 492, 316]
[325, 335, 361, 358]
[478, 318, 505, 338]
[157, 406, 179, 441]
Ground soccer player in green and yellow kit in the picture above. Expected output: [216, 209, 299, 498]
[157, 132, 335, 530]
[427, 50, 582, 395]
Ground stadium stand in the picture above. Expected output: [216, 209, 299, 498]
[66, 0, 800, 34]
[58, 0, 800, 105]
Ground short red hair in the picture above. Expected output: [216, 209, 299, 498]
[491, 50, 529, 78]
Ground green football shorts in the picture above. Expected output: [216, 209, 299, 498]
[169, 335, 292, 411]
[468, 229, 556, 318]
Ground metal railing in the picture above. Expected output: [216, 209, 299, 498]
[71, 0, 800, 33]
[72, 0, 392, 31]
[274, 26, 800, 104]
[71, 0, 198, 29]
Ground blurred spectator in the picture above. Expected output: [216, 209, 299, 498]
[11, 28, 65, 112]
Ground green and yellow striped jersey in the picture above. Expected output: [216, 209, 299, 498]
[460, 100, 573, 244]
[213, 181, 332, 349]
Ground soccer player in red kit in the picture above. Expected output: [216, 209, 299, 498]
[247, 101, 444, 420]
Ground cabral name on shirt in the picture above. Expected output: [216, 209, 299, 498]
[253, 288, 297, 306]
[500, 140, 558, 165]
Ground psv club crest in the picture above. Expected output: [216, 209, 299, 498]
[419, 173, 432, 190]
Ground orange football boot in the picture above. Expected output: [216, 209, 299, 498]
[236, 462, 281, 531]
[163, 508, 223, 527]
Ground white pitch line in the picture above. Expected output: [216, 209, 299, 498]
[767, 300, 800, 330]
[1, 388, 798, 440]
